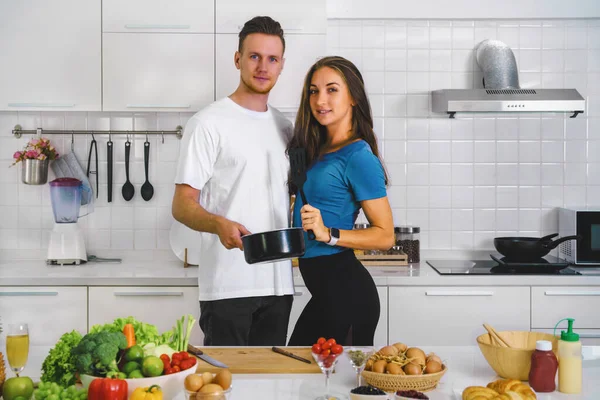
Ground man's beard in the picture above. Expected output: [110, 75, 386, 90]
[241, 74, 276, 95]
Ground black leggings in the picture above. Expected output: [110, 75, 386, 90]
[288, 250, 380, 346]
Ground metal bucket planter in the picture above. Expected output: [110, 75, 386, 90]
[21, 159, 49, 185]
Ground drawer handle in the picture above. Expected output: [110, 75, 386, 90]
[425, 291, 494, 296]
[8, 103, 75, 108]
[0, 292, 58, 296]
[124, 24, 191, 30]
[293, 291, 303, 296]
[114, 292, 184, 297]
[126, 104, 191, 109]
[544, 291, 600, 296]
[579, 333, 600, 338]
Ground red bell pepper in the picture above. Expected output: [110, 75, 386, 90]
[88, 377, 128, 400]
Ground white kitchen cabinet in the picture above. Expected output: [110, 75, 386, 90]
[0, 0, 101, 111]
[388, 286, 531, 346]
[532, 287, 600, 329]
[287, 286, 387, 347]
[215, 0, 326, 34]
[88, 287, 203, 346]
[0, 287, 87, 345]
[216, 34, 326, 113]
[103, 33, 214, 112]
[103, 0, 213, 33]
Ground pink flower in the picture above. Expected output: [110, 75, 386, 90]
[29, 139, 40, 147]
[13, 151, 22, 160]
[25, 150, 39, 158]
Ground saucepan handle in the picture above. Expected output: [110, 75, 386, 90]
[544, 235, 581, 250]
[298, 189, 316, 240]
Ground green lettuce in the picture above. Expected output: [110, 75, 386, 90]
[89, 316, 173, 347]
[40, 330, 82, 387]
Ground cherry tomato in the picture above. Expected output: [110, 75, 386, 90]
[325, 338, 336, 347]
[189, 357, 197, 366]
[320, 349, 331, 357]
[172, 358, 181, 367]
[321, 341, 332, 350]
[323, 355, 336, 368]
[317, 337, 326, 345]
[331, 344, 343, 355]
[172, 365, 181, 372]
[172, 353, 183, 361]
[181, 351, 190, 360]
[311, 344, 322, 354]
[160, 354, 170, 362]
[164, 368, 174, 375]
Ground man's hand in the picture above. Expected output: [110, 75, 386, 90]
[215, 217, 251, 250]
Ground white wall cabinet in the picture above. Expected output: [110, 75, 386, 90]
[216, 0, 326, 34]
[0, 287, 88, 345]
[103, 0, 213, 33]
[388, 286, 531, 346]
[88, 287, 204, 346]
[0, 0, 101, 111]
[216, 34, 326, 112]
[531, 287, 600, 329]
[287, 286, 387, 347]
[103, 33, 214, 112]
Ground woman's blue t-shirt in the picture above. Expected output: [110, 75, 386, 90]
[292, 140, 387, 258]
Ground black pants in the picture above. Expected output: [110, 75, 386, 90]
[199, 294, 293, 346]
[288, 250, 380, 346]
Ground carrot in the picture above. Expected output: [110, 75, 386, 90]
[123, 323, 136, 348]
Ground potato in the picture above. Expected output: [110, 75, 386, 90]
[378, 345, 398, 357]
[386, 363, 404, 375]
[373, 359, 388, 374]
[424, 360, 442, 374]
[214, 369, 232, 390]
[201, 371, 214, 385]
[200, 383, 224, 394]
[392, 342, 408, 353]
[405, 347, 426, 365]
[184, 373, 204, 392]
[403, 362, 423, 375]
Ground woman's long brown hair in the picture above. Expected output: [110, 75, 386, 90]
[287, 56, 388, 194]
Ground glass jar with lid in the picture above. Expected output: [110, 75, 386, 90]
[394, 226, 420, 263]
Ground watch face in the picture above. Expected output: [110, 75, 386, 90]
[331, 228, 340, 238]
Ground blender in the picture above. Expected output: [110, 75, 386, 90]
[47, 178, 91, 265]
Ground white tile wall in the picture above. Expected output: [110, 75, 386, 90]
[328, 18, 600, 250]
[1, 18, 599, 254]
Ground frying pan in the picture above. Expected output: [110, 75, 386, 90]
[242, 227, 305, 264]
[494, 233, 580, 261]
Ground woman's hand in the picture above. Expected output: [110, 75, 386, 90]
[300, 204, 329, 242]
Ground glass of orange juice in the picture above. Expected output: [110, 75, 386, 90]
[6, 323, 29, 377]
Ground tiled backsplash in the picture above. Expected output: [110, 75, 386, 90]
[1, 18, 599, 257]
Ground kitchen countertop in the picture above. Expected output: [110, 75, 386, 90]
[20, 345, 600, 400]
[1, 253, 600, 286]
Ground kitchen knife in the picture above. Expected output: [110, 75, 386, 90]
[187, 344, 229, 368]
[271, 346, 312, 364]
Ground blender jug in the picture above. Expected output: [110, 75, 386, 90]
[49, 178, 91, 223]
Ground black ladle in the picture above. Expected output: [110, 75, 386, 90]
[141, 137, 154, 201]
[122, 139, 134, 201]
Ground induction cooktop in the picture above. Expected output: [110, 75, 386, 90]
[427, 255, 581, 275]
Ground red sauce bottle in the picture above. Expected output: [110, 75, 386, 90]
[529, 340, 558, 392]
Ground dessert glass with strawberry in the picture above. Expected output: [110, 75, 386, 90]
[311, 337, 344, 400]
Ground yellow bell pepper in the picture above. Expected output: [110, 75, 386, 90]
[130, 385, 163, 400]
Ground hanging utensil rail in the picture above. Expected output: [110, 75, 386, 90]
[11, 124, 184, 140]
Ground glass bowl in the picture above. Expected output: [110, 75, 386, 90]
[184, 385, 233, 399]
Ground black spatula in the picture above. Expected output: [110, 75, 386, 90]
[289, 148, 316, 240]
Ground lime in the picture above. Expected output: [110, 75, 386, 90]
[124, 345, 145, 362]
[128, 369, 145, 379]
[141, 356, 164, 377]
[121, 361, 141, 375]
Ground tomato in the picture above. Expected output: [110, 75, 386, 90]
[323, 355, 336, 368]
[331, 344, 343, 355]
[321, 341, 332, 350]
[172, 353, 183, 361]
[311, 344, 322, 354]
[172, 358, 181, 367]
[325, 338, 336, 347]
[317, 337, 326, 345]
[160, 354, 170, 362]
[181, 351, 190, 360]
[189, 358, 197, 366]
[162, 360, 170, 370]
[164, 368, 174, 375]
[320, 349, 331, 357]
[172, 365, 181, 372]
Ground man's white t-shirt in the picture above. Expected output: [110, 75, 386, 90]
[173, 97, 295, 301]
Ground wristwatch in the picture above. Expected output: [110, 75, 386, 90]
[326, 227, 340, 246]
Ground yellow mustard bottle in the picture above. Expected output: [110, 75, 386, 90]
[555, 318, 582, 394]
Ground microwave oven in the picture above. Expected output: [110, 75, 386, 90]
[558, 208, 600, 265]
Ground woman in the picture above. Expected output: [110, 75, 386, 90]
[287, 56, 395, 346]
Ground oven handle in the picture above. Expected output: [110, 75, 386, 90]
[426, 291, 494, 296]
[544, 290, 600, 296]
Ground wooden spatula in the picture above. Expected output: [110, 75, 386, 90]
[289, 148, 316, 240]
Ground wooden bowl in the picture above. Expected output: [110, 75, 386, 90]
[476, 331, 558, 381]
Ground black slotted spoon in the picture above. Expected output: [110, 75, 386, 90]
[289, 148, 315, 240]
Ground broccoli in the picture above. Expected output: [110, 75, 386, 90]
[71, 331, 128, 377]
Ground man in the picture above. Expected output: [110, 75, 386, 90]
[171, 16, 294, 346]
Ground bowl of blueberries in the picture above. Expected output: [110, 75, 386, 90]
[349, 386, 389, 399]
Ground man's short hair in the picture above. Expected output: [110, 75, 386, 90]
[238, 16, 285, 54]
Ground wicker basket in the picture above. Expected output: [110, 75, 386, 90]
[361, 365, 447, 392]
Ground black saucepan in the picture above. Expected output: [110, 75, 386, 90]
[242, 227, 305, 264]
[494, 233, 580, 261]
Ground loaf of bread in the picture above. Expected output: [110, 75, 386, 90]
[462, 379, 537, 400]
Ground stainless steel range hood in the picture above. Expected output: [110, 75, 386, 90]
[432, 40, 585, 118]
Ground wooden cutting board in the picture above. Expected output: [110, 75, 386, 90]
[193, 347, 321, 374]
